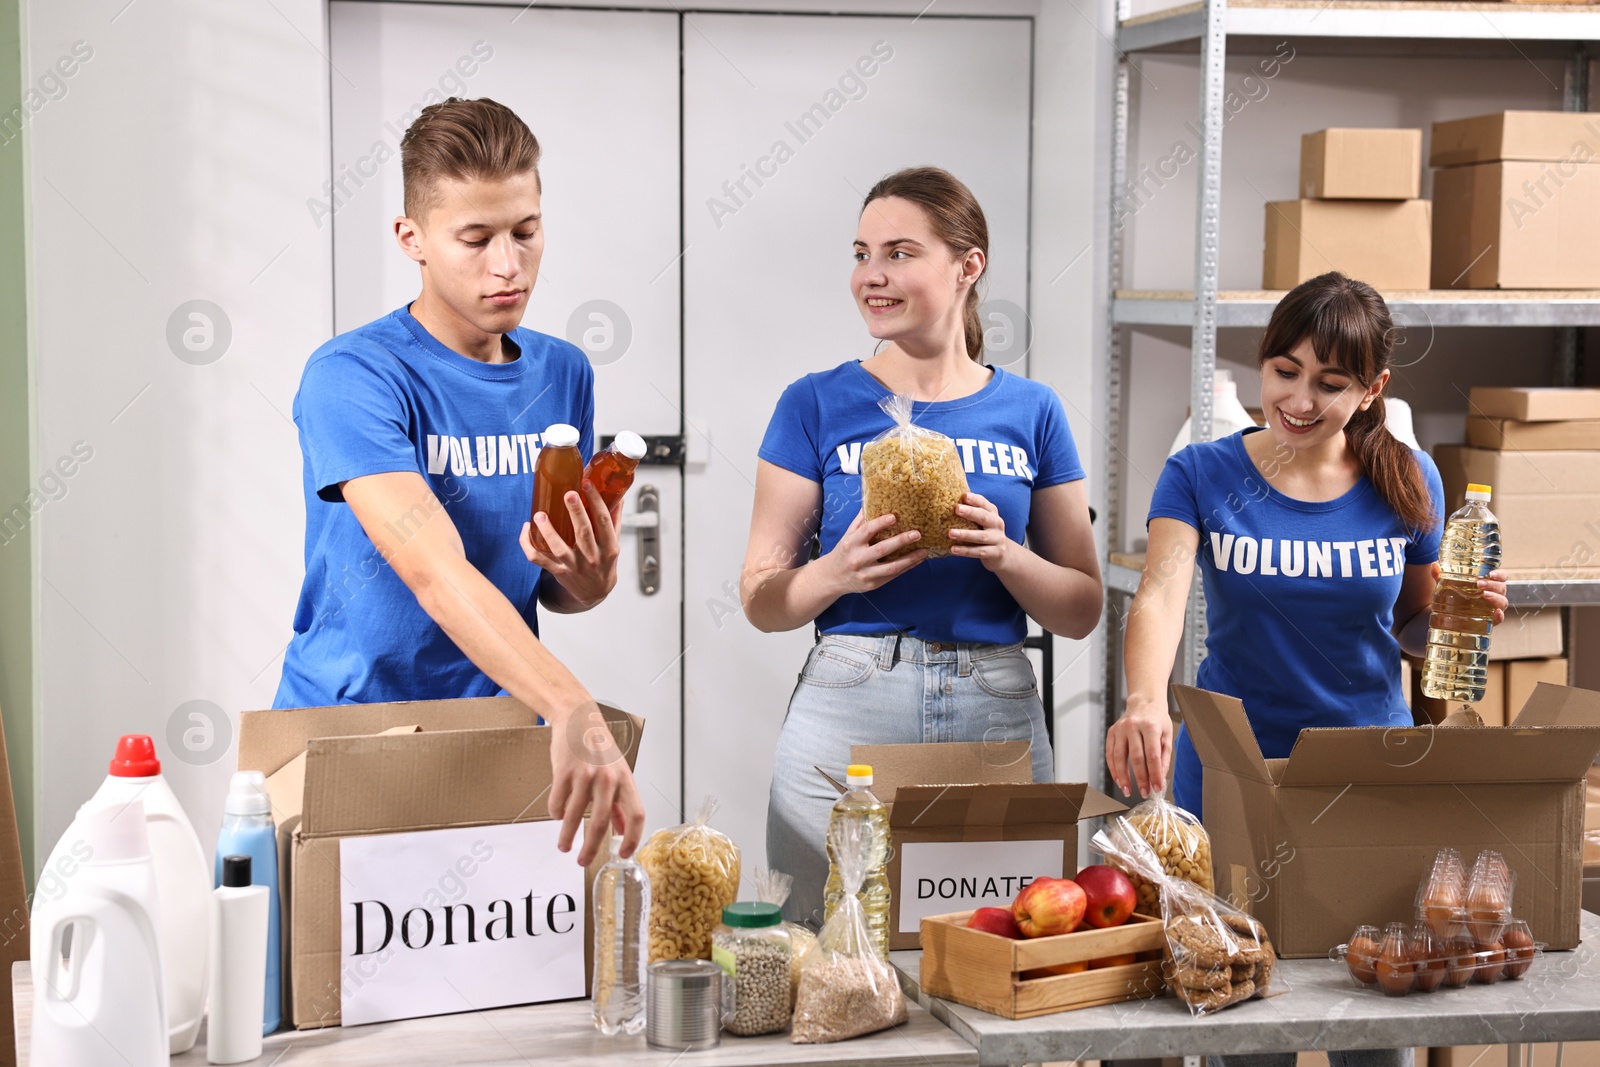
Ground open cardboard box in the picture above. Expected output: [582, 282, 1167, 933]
[822, 741, 1127, 950]
[1176, 682, 1600, 959]
[238, 696, 643, 1029]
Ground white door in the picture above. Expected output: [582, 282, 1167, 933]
[681, 14, 1034, 869]
[329, 3, 686, 832]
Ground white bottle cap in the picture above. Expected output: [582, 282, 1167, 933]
[543, 423, 579, 448]
[223, 770, 270, 816]
[76, 799, 150, 864]
[613, 431, 646, 460]
[846, 763, 873, 787]
[1465, 483, 1492, 502]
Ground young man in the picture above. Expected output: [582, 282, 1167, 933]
[275, 97, 642, 865]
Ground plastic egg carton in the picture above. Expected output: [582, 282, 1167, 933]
[1331, 917, 1542, 996]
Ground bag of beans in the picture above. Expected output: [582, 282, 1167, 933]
[860, 392, 977, 560]
[790, 818, 907, 1043]
[1105, 787, 1214, 916]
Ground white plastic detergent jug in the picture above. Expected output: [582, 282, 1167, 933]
[41, 734, 210, 1053]
[30, 799, 167, 1067]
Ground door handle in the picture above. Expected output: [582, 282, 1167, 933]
[630, 485, 660, 595]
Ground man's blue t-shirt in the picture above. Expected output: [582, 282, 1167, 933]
[758, 361, 1085, 645]
[1148, 428, 1444, 817]
[274, 306, 594, 708]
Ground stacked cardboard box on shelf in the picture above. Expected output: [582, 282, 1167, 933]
[1432, 110, 1600, 288]
[1264, 128, 1431, 290]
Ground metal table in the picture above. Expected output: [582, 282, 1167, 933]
[890, 912, 1600, 1067]
[12, 961, 977, 1067]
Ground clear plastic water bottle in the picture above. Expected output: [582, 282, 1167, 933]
[823, 764, 891, 960]
[1422, 483, 1503, 704]
[593, 834, 650, 1036]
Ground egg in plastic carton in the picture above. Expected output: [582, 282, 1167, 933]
[1332, 917, 1540, 996]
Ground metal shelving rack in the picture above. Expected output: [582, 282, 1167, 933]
[1093, 0, 1600, 794]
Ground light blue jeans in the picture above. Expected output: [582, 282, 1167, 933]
[1213, 1050, 1413, 1067]
[766, 633, 1054, 929]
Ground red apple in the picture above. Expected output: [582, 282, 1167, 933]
[1088, 952, 1139, 969]
[1023, 960, 1088, 979]
[1012, 877, 1087, 938]
[965, 906, 1023, 939]
[1075, 864, 1138, 929]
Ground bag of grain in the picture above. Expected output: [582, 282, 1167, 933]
[860, 392, 977, 560]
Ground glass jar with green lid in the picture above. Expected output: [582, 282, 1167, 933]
[711, 902, 792, 1035]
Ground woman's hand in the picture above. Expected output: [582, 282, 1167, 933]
[947, 491, 1014, 573]
[1430, 562, 1510, 625]
[1106, 698, 1174, 799]
[821, 510, 928, 594]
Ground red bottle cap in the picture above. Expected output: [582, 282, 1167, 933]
[109, 735, 161, 777]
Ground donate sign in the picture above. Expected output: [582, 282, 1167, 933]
[896, 839, 1064, 933]
[339, 821, 585, 1026]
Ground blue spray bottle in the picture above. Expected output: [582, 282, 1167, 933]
[214, 771, 281, 1034]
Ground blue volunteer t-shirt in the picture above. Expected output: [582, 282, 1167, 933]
[274, 306, 594, 708]
[758, 361, 1084, 645]
[1149, 427, 1444, 818]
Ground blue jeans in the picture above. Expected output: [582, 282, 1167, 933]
[1213, 1051, 1413, 1067]
[765, 633, 1054, 929]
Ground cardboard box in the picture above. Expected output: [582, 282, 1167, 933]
[1264, 199, 1432, 291]
[1434, 446, 1600, 579]
[1507, 658, 1569, 714]
[1488, 607, 1565, 661]
[1467, 417, 1600, 451]
[1301, 128, 1422, 199]
[239, 697, 643, 1029]
[1468, 387, 1600, 423]
[1585, 764, 1600, 831]
[1176, 681, 1600, 958]
[1431, 110, 1600, 168]
[827, 742, 1126, 951]
[1435, 1045, 1600, 1067]
[1432, 161, 1600, 289]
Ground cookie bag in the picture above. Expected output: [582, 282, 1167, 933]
[637, 797, 741, 962]
[751, 866, 818, 997]
[791, 817, 907, 1043]
[1108, 787, 1214, 915]
[859, 392, 977, 560]
[1093, 816, 1279, 1016]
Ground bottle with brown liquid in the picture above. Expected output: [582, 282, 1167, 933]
[585, 431, 647, 513]
[531, 423, 583, 554]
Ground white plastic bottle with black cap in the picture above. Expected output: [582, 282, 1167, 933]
[208, 855, 269, 1065]
[30, 799, 167, 1067]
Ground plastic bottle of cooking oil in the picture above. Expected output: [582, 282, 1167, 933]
[823, 764, 891, 959]
[1422, 483, 1503, 704]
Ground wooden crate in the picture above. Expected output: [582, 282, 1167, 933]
[920, 910, 1168, 1019]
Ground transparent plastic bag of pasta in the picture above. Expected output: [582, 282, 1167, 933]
[1104, 787, 1213, 916]
[791, 818, 908, 1043]
[1093, 816, 1279, 1016]
[859, 392, 977, 560]
[751, 866, 817, 999]
[638, 796, 741, 962]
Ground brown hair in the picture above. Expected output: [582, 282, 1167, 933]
[1259, 272, 1437, 536]
[861, 167, 989, 361]
[400, 97, 542, 221]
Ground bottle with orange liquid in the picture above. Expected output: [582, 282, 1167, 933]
[531, 423, 583, 554]
[585, 431, 647, 513]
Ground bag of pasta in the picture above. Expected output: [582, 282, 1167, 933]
[1093, 816, 1278, 1016]
[638, 797, 741, 962]
[791, 818, 907, 1043]
[1107, 787, 1213, 916]
[860, 392, 977, 560]
[751, 866, 816, 998]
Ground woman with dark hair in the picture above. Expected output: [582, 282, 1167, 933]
[1107, 272, 1511, 1064]
[742, 167, 1103, 926]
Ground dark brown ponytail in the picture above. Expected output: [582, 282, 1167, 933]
[1260, 273, 1438, 537]
[862, 167, 989, 362]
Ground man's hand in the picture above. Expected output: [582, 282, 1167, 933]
[522, 480, 621, 610]
[548, 701, 646, 865]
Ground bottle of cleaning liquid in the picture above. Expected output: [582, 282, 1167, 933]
[823, 764, 891, 960]
[592, 834, 650, 1035]
[208, 855, 269, 1065]
[1423, 484, 1504, 704]
[215, 771, 281, 1035]
[30, 800, 167, 1067]
[1168, 369, 1259, 455]
[40, 735, 210, 1053]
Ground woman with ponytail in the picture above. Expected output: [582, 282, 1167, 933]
[742, 166, 1103, 926]
[1106, 272, 1510, 834]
